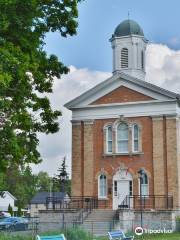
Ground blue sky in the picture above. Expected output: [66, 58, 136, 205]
[44, 0, 180, 72]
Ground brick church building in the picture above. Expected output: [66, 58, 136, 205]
[65, 19, 180, 210]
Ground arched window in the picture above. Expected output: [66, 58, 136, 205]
[140, 172, 149, 196]
[133, 124, 139, 152]
[117, 123, 129, 153]
[98, 174, 107, 198]
[106, 126, 112, 153]
[141, 50, 144, 70]
[121, 48, 128, 68]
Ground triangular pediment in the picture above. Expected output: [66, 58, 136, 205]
[65, 72, 179, 109]
[90, 86, 154, 105]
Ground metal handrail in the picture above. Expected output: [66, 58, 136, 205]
[119, 195, 173, 210]
[45, 196, 108, 210]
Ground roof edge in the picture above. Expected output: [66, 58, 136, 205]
[64, 71, 180, 109]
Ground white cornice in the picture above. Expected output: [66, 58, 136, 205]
[71, 100, 179, 121]
[71, 99, 176, 110]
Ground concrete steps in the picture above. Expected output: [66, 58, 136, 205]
[81, 209, 117, 236]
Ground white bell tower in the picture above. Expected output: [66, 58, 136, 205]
[110, 19, 148, 81]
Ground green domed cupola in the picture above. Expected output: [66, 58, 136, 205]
[114, 19, 144, 37]
[110, 19, 147, 80]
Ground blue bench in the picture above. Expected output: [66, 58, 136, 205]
[36, 234, 66, 240]
[108, 230, 134, 240]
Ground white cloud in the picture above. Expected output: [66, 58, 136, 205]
[32, 67, 111, 176]
[146, 44, 180, 93]
[32, 43, 180, 176]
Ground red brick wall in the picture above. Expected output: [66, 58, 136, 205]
[93, 117, 154, 200]
[91, 86, 154, 105]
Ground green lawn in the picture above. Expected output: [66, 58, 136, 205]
[134, 233, 180, 240]
[0, 235, 31, 240]
[0, 230, 179, 240]
[96, 233, 180, 240]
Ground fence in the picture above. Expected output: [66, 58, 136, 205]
[46, 196, 111, 211]
[0, 218, 178, 237]
[46, 195, 174, 212]
[120, 195, 173, 210]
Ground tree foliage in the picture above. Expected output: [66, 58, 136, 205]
[36, 171, 51, 192]
[0, 164, 37, 207]
[8, 204, 13, 216]
[0, 161, 71, 207]
[53, 156, 70, 194]
[17, 204, 22, 217]
[0, 0, 82, 171]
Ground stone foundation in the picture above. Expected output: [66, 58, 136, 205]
[118, 209, 180, 232]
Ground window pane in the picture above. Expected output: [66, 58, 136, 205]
[108, 141, 112, 153]
[142, 173, 148, 184]
[134, 125, 139, 139]
[117, 140, 128, 152]
[99, 175, 107, 197]
[117, 123, 129, 153]
[108, 127, 112, 141]
[104, 186, 107, 196]
[141, 184, 148, 196]
[100, 186, 104, 197]
[117, 124, 128, 139]
[106, 126, 112, 153]
[134, 140, 139, 152]
[100, 175, 105, 180]
[129, 181, 133, 196]
[133, 125, 139, 152]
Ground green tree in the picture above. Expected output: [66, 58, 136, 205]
[36, 171, 51, 192]
[0, 0, 82, 172]
[54, 156, 70, 194]
[8, 204, 13, 216]
[17, 203, 22, 217]
[4, 164, 37, 208]
[0, 172, 7, 196]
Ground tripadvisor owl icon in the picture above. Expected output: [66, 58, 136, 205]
[135, 227, 144, 236]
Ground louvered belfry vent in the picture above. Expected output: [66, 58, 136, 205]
[121, 48, 128, 68]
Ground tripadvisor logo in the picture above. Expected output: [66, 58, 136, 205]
[135, 227, 144, 236]
[135, 227, 173, 235]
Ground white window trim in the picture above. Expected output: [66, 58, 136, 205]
[98, 174, 107, 199]
[132, 124, 139, 153]
[106, 125, 113, 154]
[116, 123, 129, 154]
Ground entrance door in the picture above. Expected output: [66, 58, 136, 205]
[113, 169, 133, 210]
[117, 180, 130, 207]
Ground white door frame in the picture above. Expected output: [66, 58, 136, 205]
[113, 169, 133, 210]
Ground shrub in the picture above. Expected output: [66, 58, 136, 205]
[8, 204, 13, 216]
[175, 215, 180, 221]
[65, 228, 92, 240]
